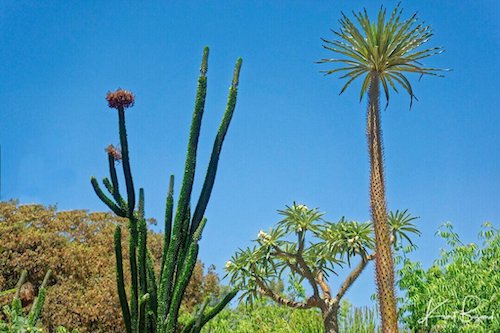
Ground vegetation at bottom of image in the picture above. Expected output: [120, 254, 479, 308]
[0, 201, 222, 332]
[192, 298, 389, 333]
[90, 47, 242, 333]
[225, 203, 420, 332]
[0, 269, 77, 333]
[397, 222, 499, 332]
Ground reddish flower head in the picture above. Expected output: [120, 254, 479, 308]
[106, 89, 135, 109]
[105, 144, 122, 161]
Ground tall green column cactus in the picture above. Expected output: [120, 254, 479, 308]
[91, 47, 241, 333]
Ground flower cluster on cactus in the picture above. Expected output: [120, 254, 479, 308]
[91, 47, 242, 333]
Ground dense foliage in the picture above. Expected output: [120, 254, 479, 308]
[398, 222, 499, 332]
[0, 201, 221, 333]
[196, 298, 390, 333]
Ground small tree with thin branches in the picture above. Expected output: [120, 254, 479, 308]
[225, 204, 420, 333]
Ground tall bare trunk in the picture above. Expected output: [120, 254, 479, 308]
[367, 73, 398, 332]
[323, 305, 339, 333]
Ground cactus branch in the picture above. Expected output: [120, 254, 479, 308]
[114, 226, 132, 333]
[161, 175, 174, 278]
[138, 189, 148, 331]
[91, 177, 126, 217]
[165, 219, 206, 332]
[181, 289, 238, 333]
[14, 270, 28, 300]
[191, 58, 242, 237]
[117, 107, 136, 217]
[28, 269, 52, 325]
[146, 250, 158, 317]
[108, 153, 125, 204]
[158, 49, 209, 330]
[137, 293, 150, 332]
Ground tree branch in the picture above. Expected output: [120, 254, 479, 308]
[271, 245, 322, 304]
[315, 271, 332, 301]
[334, 253, 376, 302]
[254, 276, 318, 309]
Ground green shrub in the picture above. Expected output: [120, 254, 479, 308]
[398, 222, 499, 332]
[197, 298, 392, 333]
[200, 298, 323, 333]
[0, 201, 223, 332]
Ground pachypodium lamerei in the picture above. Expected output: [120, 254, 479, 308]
[226, 205, 420, 333]
[91, 47, 241, 333]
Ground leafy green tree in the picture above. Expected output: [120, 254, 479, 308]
[319, 4, 445, 331]
[398, 222, 499, 332]
[225, 204, 420, 333]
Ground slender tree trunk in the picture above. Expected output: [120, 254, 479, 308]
[367, 73, 398, 332]
[323, 305, 339, 333]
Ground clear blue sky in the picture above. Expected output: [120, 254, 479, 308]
[1, 1, 499, 306]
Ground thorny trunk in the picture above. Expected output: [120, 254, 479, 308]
[322, 304, 339, 333]
[367, 73, 398, 332]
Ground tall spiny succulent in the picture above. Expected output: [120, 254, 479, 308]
[319, 4, 445, 332]
[91, 47, 242, 333]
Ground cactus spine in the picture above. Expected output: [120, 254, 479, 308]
[91, 47, 241, 333]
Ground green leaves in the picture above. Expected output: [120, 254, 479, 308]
[322, 219, 375, 265]
[388, 209, 421, 246]
[320, 3, 447, 109]
[277, 203, 324, 234]
[226, 204, 421, 307]
[398, 222, 499, 331]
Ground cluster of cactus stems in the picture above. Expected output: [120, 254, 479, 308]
[7, 269, 52, 326]
[91, 47, 241, 333]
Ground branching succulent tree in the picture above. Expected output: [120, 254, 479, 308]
[225, 204, 420, 333]
[91, 47, 242, 333]
[319, 4, 445, 331]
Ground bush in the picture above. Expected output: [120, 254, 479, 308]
[200, 298, 323, 333]
[0, 201, 221, 332]
[398, 222, 499, 332]
[198, 298, 389, 333]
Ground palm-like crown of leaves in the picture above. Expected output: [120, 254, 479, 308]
[319, 3, 447, 109]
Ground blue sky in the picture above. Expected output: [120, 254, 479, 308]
[1, 1, 499, 306]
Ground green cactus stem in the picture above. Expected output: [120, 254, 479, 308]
[190, 57, 242, 237]
[165, 218, 206, 332]
[181, 289, 239, 333]
[13, 270, 28, 300]
[28, 269, 52, 326]
[161, 175, 174, 279]
[114, 226, 132, 333]
[91, 177, 126, 217]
